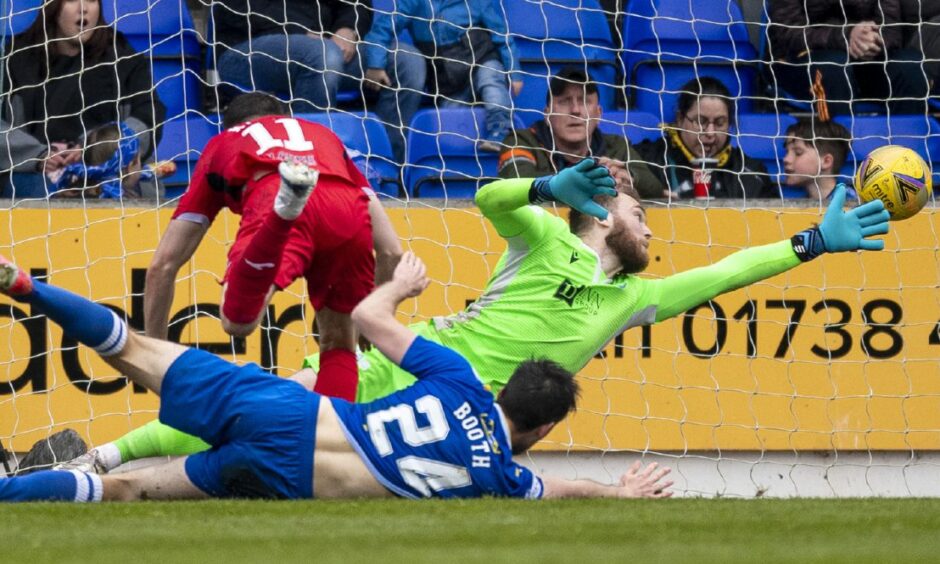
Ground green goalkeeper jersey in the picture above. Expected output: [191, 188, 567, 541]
[305, 178, 801, 402]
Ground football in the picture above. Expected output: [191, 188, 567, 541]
[855, 145, 933, 221]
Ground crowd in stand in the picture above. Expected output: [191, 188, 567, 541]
[1, 0, 938, 202]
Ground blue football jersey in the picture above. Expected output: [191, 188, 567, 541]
[331, 337, 544, 499]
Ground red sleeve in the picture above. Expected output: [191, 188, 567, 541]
[172, 135, 228, 225]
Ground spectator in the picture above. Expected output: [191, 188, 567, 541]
[497, 67, 666, 199]
[0, 0, 165, 199]
[769, 0, 929, 115]
[900, 0, 940, 92]
[364, 0, 523, 159]
[214, 0, 424, 120]
[635, 77, 774, 200]
[49, 122, 175, 200]
[781, 117, 855, 202]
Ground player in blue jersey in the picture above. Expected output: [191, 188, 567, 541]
[0, 252, 673, 501]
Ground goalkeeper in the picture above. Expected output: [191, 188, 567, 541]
[61, 159, 890, 473]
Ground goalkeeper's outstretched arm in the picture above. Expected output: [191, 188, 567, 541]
[476, 158, 616, 243]
[647, 184, 890, 322]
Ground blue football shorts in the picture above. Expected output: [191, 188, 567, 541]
[159, 348, 319, 499]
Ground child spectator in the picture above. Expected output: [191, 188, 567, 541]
[50, 123, 173, 199]
[782, 118, 855, 202]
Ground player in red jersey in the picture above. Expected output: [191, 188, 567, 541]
[144, 93, 401, 401]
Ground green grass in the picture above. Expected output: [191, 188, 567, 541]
[7, 498, 940, 563]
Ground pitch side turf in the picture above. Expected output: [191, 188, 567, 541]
[7, 498, 940, 563]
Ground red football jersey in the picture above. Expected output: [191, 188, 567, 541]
[173, 115, 371, 225]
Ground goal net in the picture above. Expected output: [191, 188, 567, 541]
[0, 0, 938, 497]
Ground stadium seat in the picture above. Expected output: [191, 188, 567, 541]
[102, 0, 202, 116]
[295, 111, 402, 197]
[833, 115, 940, 184]
[734, 113, 798, 195]
[622, 0, 758, 116]
[152, 113, 222, 199]
[0, 0, 42, 37]
[404, 108, 524, 198]
[501, 0, 619, 125]
[596, 110, 662, 144]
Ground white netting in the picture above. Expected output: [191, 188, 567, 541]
[1, 0, 939, 497]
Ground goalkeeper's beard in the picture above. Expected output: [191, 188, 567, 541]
[606, 217, 649, 275]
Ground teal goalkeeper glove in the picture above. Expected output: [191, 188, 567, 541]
[530, 158, 617, 219]
[791, 183, 891, 261]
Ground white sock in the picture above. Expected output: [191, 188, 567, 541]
[96, 442, 123, 471]
[273, 184, 307, 221]
[274, 161, 318, 220]
[70, 470, 103, 502]
[92, 311, 128, 357]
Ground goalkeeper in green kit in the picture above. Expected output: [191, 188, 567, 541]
[59, 159, 890, 473]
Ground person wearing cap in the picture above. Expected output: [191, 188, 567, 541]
[496, 67, 666, 199]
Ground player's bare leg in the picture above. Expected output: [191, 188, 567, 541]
[0, 255, 195, 502]
[102, 457, 208, 501]
[0, 255, 186, 395]
[220, 159, 318, 337]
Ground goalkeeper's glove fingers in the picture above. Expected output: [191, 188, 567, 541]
[548, 158, 617, 219]
[792, 183, 890, 260]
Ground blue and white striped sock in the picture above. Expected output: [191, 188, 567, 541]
[0, 469, 103, 502]
[17, 281, 128, 357]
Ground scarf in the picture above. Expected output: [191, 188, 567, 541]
[50, 122, 152, 199]
[664, 124, 733, 168]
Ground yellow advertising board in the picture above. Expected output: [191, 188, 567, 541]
[1, 205, 939, 452]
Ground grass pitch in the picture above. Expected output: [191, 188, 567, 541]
[7, 498, 940, 563]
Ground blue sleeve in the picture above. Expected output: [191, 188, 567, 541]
[479, 1, 519, 75]
[365, 4, 411, 69]
[400, 336, 477, 384]
[504, 463, 544, 499]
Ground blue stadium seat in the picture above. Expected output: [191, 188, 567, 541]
[152, 113, 222, 200]
[295, 111, 402, 197]
[102, 0, 202, 116]
[0, 0, 42, 37]
[734, 113, 797, 191]
[501, 0, 619, 125]
[596, 110, 662, 144]
[833, 115, 940, 185]
[622, 0, 758, 115]
[404, 108, 524, 198]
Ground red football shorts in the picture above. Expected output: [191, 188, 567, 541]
[225, 175, 374, 314]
